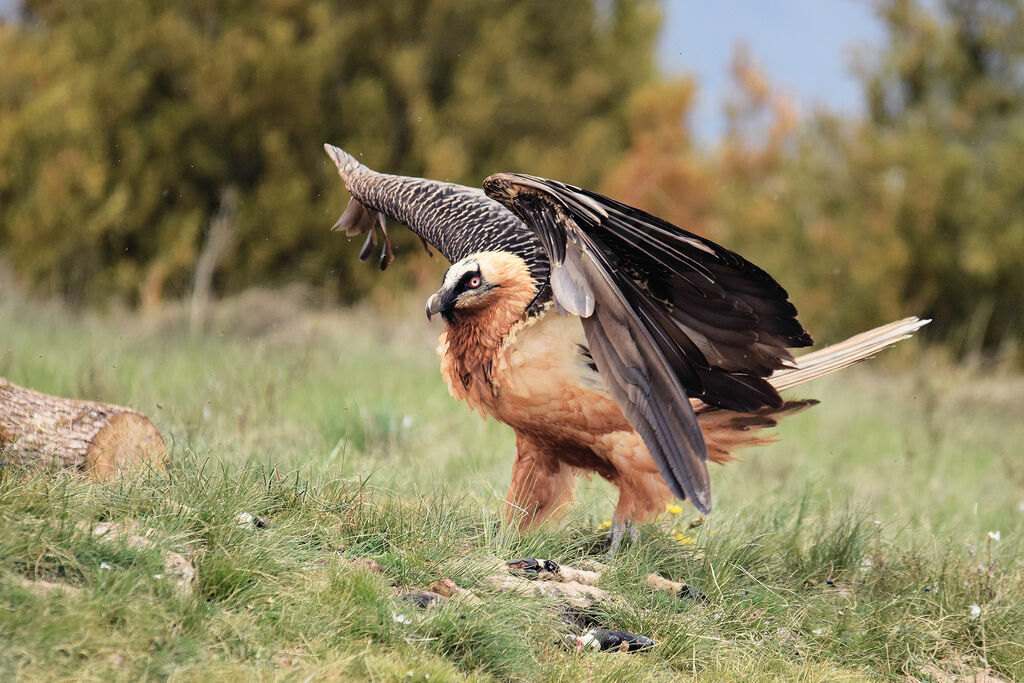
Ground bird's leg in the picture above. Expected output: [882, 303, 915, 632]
[605, 477, 652, 556]
[605, 515, 634, 556]
[506, 436, 579, 530]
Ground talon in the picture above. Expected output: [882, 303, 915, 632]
[605, 517, 633, 557]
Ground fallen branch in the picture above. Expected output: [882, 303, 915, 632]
[429, 578, 484, 605]
[483, 571, 611, 608]
[507, 557, 707, 602]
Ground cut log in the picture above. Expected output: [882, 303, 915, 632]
[0, 378, 165, 479]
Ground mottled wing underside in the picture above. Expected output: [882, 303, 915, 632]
[323, 145, 550, 291]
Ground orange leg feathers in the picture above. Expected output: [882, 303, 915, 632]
[505, 434, 580, 530]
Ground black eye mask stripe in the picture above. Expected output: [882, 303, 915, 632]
[456, 270, 481, 292]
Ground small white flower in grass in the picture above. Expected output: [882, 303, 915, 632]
[987, 530, 1000, 542]
[402, 415, 414, 430]
[969, 604, 982, 619]
[393, 613, 411, 625]
[859, 558, 873, 573]
[424, 675, 430, 680]
[812, 628, 823, 635]
[406, 672, 413, 678]
[99, 562, 113, 571]
[153, 573, 163, 580]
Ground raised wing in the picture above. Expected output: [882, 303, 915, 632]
[323, 145, 549, 287]
[483, 173, 813, 514]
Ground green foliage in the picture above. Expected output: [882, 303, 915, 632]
[0, 0, 658, 304]
[850, 0, 1024, 353]
[719, 0, 1024, 355]
[4, 0, 1022, 355]
[598, 0, 1024, 357]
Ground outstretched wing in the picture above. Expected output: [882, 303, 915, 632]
[483, 173, 812, 514]
[323, 144, 549, 287]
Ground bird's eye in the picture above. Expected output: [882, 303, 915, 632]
[468, 276, 482, 289]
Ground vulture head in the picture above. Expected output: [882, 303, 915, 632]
[426, 252, 537, 324]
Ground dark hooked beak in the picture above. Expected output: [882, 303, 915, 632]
[425, 287, 456, 322]
[425, 293, 442, 321]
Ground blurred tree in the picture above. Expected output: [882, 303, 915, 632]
[603, 1, 1024, 357]
[601, 77, 716, 237]
[736, 0, 1024, 354]
[851, 0, 1024, 355]
[0, 0, 659, 306]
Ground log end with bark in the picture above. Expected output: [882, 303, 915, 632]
[0, 378, 166, 479]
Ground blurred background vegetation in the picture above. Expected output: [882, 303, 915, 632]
[1, 0, 1022, 360]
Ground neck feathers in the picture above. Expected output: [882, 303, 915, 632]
[439, 252, 538, 411]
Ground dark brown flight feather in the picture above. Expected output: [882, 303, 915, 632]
[483, 173, 814, 514]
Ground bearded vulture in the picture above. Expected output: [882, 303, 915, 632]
[324, 144, 927, 551]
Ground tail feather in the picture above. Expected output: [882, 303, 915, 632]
[697, 317, 929, 462]
[769, 317, 930, 392]
[697, 399, 819, 464]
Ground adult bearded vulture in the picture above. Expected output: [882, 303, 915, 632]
[324, 144, 927, 551]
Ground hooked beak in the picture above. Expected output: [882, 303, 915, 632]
[425, 292, 442, 321]
[425, 286, 456, 322]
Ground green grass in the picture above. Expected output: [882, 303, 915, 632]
[1, 286, 1023, 681]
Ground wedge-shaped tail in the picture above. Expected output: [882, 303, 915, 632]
[770, 317, 930, 392]
[698, 317, 930, 463]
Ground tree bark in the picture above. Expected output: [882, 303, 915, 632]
[0, 378, 165, 479]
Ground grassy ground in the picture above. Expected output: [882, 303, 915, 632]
[1, 286, 1023, 681]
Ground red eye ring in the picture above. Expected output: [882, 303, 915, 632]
[468, 276, 482, 288]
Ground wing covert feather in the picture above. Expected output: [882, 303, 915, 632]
[483, 173, 812, 410]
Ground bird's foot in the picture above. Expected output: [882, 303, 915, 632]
[603, 518, 638, 557]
